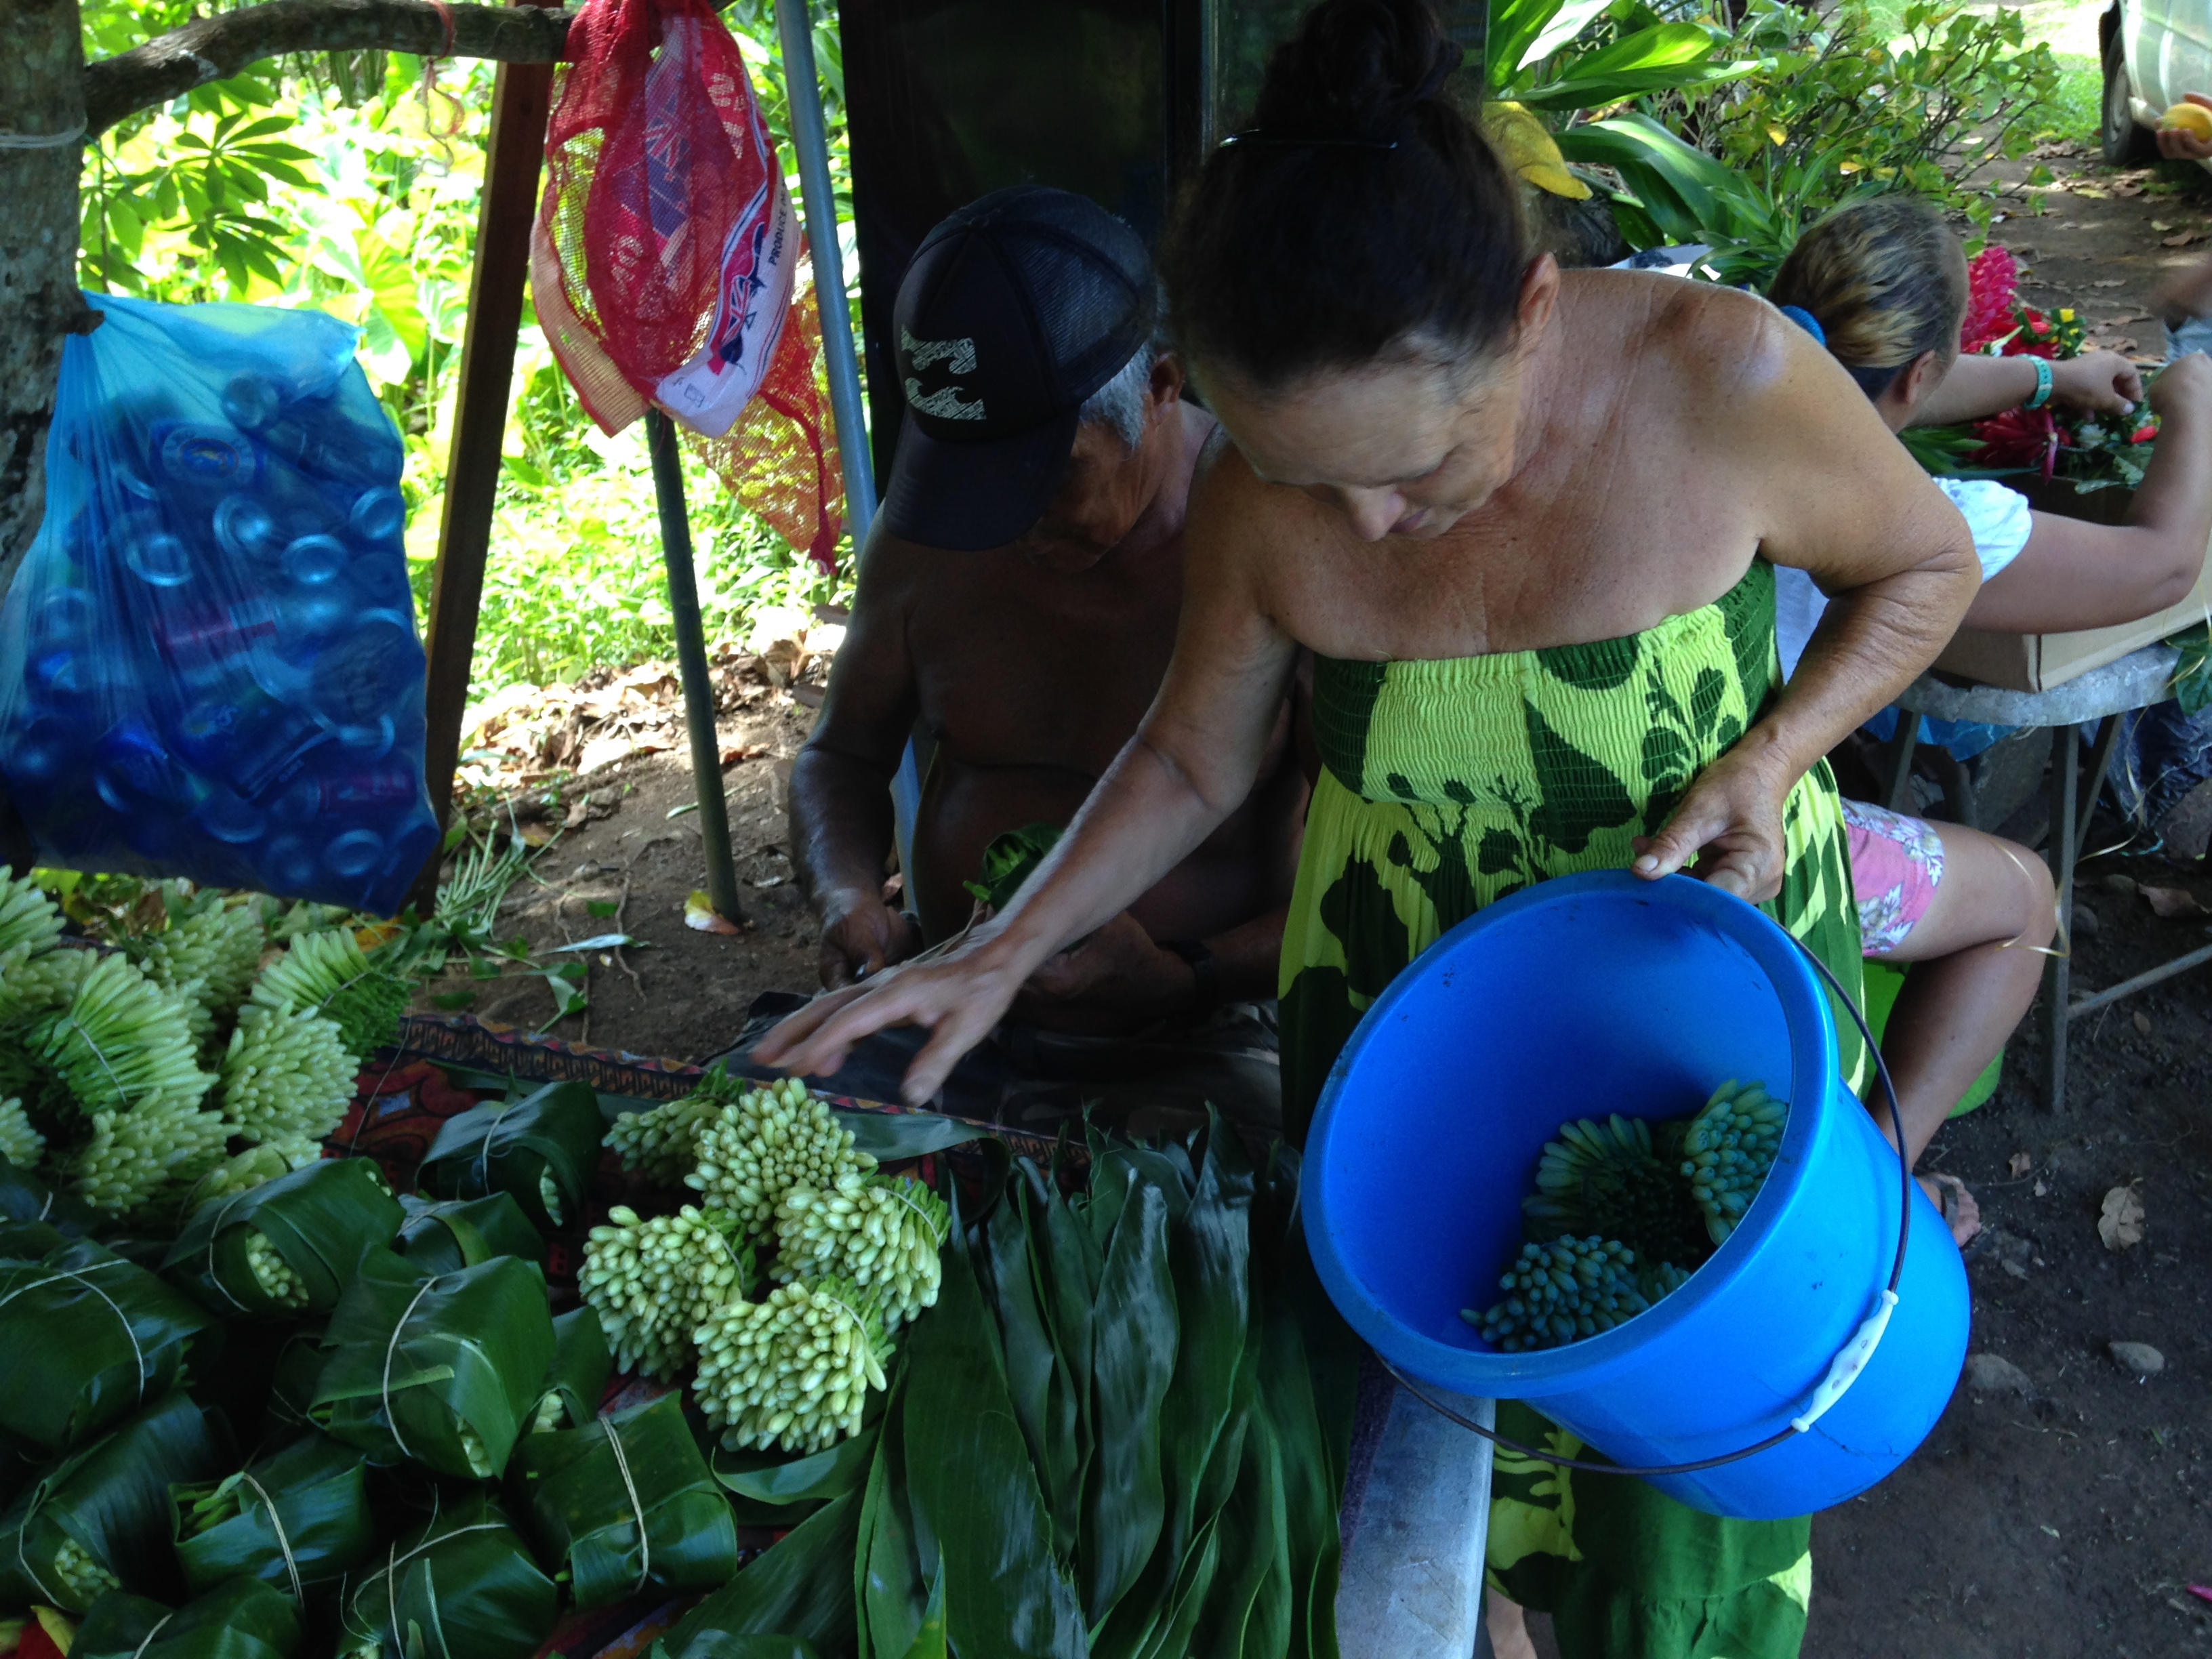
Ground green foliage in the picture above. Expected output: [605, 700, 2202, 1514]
[1572, 0, 2064, 287]
[1486, 0, 1759, 111]
[77, 1, 857, 700]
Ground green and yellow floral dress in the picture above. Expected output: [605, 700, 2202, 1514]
[1282, 559, 1862, 1659]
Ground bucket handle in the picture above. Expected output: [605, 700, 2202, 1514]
[1385, 936, 1914, 1477]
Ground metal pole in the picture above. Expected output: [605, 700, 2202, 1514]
[2041, 722, 2078, 1112]
[773, 0, 876, 533]
[647, 409, 745, 925]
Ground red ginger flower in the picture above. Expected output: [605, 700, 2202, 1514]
[1960, 246, 2021, 355]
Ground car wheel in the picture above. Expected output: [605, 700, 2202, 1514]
[2104, 29, 2159, 165]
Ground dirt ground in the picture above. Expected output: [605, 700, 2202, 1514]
[413, 144, 2212, 1659]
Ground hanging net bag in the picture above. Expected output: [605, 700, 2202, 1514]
[533, 0, 844, 569]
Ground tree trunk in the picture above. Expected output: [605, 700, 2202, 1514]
[0, 0, 91, 598]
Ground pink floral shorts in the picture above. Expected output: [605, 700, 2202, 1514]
[1843, 798, 1946, 956]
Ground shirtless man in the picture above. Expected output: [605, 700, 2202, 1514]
[765, 186, 1306, 1131]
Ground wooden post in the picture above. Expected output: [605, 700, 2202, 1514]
[405, 13, 558, 918]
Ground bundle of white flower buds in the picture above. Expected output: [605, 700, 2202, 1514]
[579, 1204, 752, 1378]
[775, 1171, 950, 1330]
[685, 1076, 876, 1232]
[692, 1276, 893, 1454]
[243, 1227, 309, 1309]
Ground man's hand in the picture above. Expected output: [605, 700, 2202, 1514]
[1630, 742, 1797, 902]
[2051, 350, 2144, 415]
[817, 881, 922, 989]
[1015, 911, 1197, 1023]
[2157, 93, 2212, 161]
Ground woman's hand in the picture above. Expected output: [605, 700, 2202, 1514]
[2148, 347, 2212, 419]
[2051, 350, 2144, 415]
[755, 924, 1035, 1103]
[1629, 741, 1796, 902]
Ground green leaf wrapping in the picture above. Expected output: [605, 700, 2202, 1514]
[901, 1228, 1087, 1659]
[0, 1151, 95, 1235]
[530, 1307, 612, 1435]
[419, 1082, 603, 1231]
[310, 1249, 555, 1480]
[0, 1391, 228, 1612]
[171, 1429, 374, 1600]
[336, 1490, 557, 1659]
[962, 822, 1063, 911]
[0, 1235, 218, 1452]
[163, 1159, 403, 1318]
[656, 1490, 861, 1656]
[262, 1326, 328, 1435]
[832, 1111, 989, 1163]
[514, 1390, 738, 1610]
[394, 1192, 548, 1277]
[73, 1578, 302, 1659]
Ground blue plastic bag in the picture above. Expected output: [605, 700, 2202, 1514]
[0, 292, 438, 914]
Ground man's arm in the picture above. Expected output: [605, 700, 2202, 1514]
[790, 532, 924, 987]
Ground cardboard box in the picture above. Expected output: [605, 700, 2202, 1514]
[1928, 478, 2211, 693]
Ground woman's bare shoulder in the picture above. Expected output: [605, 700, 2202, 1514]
[1563, 269, 1796, 399]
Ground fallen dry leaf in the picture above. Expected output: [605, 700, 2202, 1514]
[578, 733, 636, 775]
[563, 796, 590, 831]
[2093, 336, 2139, 354]
[684, 890, 743, 935]
[2098, 1183, 2146, 1251]
[2163, 231, 2203, 247]
[2008, 1151, 2033, 1177]
[2139, 884, 2206, 917]
[2152, 219, 2177, 230]
[719, 742, 771, 767]
[2112, 182, 2145, 197]
[2090, 278, 2127, 287]
[2133, 1010, 2153, 1035]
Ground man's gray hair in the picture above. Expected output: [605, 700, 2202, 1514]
[1077, 342, 1160, 451]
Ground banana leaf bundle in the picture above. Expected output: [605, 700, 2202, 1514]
[417, 1081, 600, 1231]
[0, 1150, 94, 1235]
[311, 1248, 555, 1479]
[163, 1158, 403, 1318]
[171, 1429, 374, 1599]
[335, 1490, 557, 1659]
[263, 1325, 327, 1435]
[73, 1578, 301, 1659]
[865, 1120, 1358, 1659]
[0, 1391, 228, 1612]
[0, 1235, 218, 1452]
[513, 1390, 737, 1610]
[394, 1191, 547, 1276]
[528, 1307, 611, 1435]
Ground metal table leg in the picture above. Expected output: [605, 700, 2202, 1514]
[1881, 720, 1921, 813]
[2041, 723, 2079, 1112]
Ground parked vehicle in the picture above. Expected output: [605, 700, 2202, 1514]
[2103, 0, 2212, 163]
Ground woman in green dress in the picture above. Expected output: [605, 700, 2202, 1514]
[760, 1, 1979, 1651]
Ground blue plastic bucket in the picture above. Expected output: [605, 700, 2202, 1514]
[1303, 870, 1970, 1519]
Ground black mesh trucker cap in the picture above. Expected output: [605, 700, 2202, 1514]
[881, 186, 1155, 552]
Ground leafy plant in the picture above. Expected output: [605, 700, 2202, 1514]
[1485, 0, 1757, 112]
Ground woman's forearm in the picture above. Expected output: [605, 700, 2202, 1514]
[1766, 560, 1980, 771]
[1910, 354, 2039, 426]
[975, 731, 1250, 981]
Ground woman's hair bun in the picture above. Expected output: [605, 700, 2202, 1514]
[1252, 0, 1463, 141]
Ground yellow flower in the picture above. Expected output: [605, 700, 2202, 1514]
[1765, 122, 1788, 146]
[2059, 307, 2076, 322]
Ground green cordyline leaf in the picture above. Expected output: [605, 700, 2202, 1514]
[655, 1489, 861, 1656]
[394, 1189, 548, 1277]
[1078, 1178, 1177, 1627]
[902, 1219, 1086, 1658]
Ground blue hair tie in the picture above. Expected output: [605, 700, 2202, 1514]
[1777, 304, 1827, 347]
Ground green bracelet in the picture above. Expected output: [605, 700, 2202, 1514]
[2023, 356, 2053, 410]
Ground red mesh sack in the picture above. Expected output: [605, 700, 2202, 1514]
[533, 0, 844, 569]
